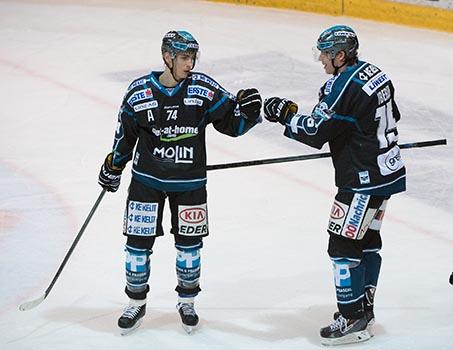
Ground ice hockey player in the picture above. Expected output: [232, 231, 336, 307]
[98, 30, 262, 335]
[263, 25, 406, 345]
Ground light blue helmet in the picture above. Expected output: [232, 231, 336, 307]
[316, 25, 359, 59]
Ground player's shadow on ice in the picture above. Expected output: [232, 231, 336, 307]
[41, 306, 182, 335]
[41, 304, 385, 344]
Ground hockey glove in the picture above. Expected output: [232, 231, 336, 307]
[98, 153, 125, 192]
[237, 88, 262, 122]
[263, 97, 298, 125]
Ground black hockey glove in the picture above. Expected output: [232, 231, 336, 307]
[98, 153, 125, 192]
[263, 97, 298, 125]
[237, 88, 262, 121]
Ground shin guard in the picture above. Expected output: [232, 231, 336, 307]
[332, 258, 365, 319]
[125, 245, 151, 300]
[175, 243, 202, 297]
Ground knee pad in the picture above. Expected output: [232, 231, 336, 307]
[175, 242, 202, 297]
[125, 245, 151, 299]
[331, 258, 365, 319]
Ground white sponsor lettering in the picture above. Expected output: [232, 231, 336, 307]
[191, 74, 220, 89]
[127, 78, 148, 92]
[187, 85, 214, 101]
[343, 194, 370, 239]
[184, 98, 204, 106]
[153, 145, 194, 163]
[133, 100, 158, 112]
[127, 88, 153, 106]
[126, 200, 158, 237]
[362, 72, 390, 96]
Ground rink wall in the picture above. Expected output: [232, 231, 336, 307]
[209, 0, 453, 33]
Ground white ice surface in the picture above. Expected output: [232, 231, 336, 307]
[1, 1, 452, 349]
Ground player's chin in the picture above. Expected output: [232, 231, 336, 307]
[177, 71, 190, 80]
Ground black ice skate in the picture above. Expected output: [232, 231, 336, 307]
[176, 302, 199, 334]
[320, 314, 370, 346]
[118, 301, 146, 336]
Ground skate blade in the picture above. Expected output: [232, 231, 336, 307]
[182, 323, 197, 334]
[119, 319, 143, 336]
[320, 329, 371, 346]
[367, 324, 375, 337]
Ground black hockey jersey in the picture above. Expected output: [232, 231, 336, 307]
[284, 60, 406, 196]
[111, 71, 259, 192]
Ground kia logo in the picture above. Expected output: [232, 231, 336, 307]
[180, 207, 206, 224]
[330, 202, 345, 219]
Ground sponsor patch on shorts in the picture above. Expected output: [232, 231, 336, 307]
[327, 194, 376, 240]
[124, 200, 158, 236]
[178, 204, 208, 236]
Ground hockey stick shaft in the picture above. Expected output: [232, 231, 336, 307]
[19, 188, 107, 311]
[206, 139, 447, 171]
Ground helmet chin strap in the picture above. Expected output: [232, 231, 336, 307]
[163, 57, 182, 83]
[163, 52, 196, 83]
[331, 53, 347, 75]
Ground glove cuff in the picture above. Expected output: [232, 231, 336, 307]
[105, 153, 125, 174]
[279, 101, 298, 125]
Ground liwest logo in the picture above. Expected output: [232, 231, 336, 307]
[362, 72, 389, 96]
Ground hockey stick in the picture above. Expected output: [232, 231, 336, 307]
[206, 139, 447, 171]
[18, 188, 107, 311]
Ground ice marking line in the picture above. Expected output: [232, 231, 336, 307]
[0, 159, 78, 313]
[0, 210, 19, 231]
[208, 143, 452, 245]
[0, 57, 115, 108]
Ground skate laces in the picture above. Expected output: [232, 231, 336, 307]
[178, 303, 196, 316]
[329, 315, 348, 332]
[122, 305, 142, 319]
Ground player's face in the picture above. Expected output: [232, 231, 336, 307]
[319, 51, 336, 74]
[172, 52, 196, 80]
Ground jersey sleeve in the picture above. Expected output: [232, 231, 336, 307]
[283, 99, 353, 150]
[111, 92, 139, 167]
[206, 82, 259, 137]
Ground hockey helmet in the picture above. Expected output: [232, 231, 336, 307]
[161, 30, 199, 58]
[316, 25, 359, 59]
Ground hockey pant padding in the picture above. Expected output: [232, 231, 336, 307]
[175, 241, 202, 297]
[331, 257, 365, 319]
[124, 244, 151, 300]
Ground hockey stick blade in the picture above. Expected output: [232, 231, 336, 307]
[19, 293, 46, 311]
